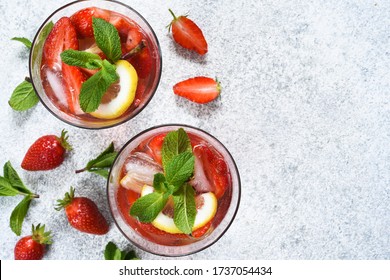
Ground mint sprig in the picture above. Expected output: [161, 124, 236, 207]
[76, 142, 118, 178]
[104, 242, 139, 260]
[79, 60, 119, 113]
[60, 50, 102, 69]
[0, 161, 39, 235]
[10, 22, 54, 112]
[60, 17, 123, 113]
[130, 128, 197, 234]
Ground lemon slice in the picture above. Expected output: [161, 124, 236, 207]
[90, 60, 138, 119]
[192, 192, 218, 230]
[140, 185, 218, 234]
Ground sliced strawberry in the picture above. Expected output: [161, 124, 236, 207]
[192, 221, 212, 238]
[168, 9, 208, 55]
[110, 16, 142, 43]
[128, 46, 152, 79]
[42, 17, 78, 69]
[146, 133, 167, 165]
[70, 7, 110, 38]
[62, 63, 86, 114]
[125, 27, 143, 51]
[193, 144, 229, 199]
[173, 76, 221, 104]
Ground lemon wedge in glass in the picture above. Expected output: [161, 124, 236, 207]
[141, 185, 218, 234]
[90, 60, 138, 119]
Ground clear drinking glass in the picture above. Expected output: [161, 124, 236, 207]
[107, 124, 241, 256]
[29, 0, 162, 129]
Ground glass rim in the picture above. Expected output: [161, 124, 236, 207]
[106, 123, 241, 257]
[28, 0, 162, 130]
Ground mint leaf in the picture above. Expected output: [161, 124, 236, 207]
[3, 161, 31, 195]
[93, 17, 121, 62]
[31, 21, 54, 67]
[101, 59, 118, 82]
[0, 177, 19, 196]
[104, 242, 119, 260]
[104, 242, 139, 260]
[9, 80, 39, 111]
[11, 37, 32, 49]
[130, 192, 169, 222]
[153, 173, 168, 193]
[165, 152, 195, 189]
[162, 128, 192, 169]
[90, 169, 110, 178]
[173, 183, 196, 234]
[10, 196, 32, 236]
[77, 142, 117, 178]
[124, 250, 139, 260]
[40, 21, 54, 40]
[61, 49, 102, 69]
[79, 60, 119, 113]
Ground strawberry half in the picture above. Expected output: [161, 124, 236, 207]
[42, 17, 85, 113]
[194, 144, 229, 199]
[145, 133, 167, 165]
[14, 224, 52, 260]
[70, 7, 110, 38]
[173, 76, 221, 104]
[42, 17, 79, 69]
[168, 9, 208, 55]
[55, 187, 109, 235]
[21, 130, 72, 171]
[62, 63, 86, 114]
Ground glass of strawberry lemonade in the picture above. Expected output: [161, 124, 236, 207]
[107, 125, 240, 256]
[29, 0, 161, 128]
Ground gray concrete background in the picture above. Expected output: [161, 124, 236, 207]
[0, 0, 389, 259]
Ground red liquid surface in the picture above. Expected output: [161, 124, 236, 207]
[116, 131, 233, 246]
[40, 7, 157, 121]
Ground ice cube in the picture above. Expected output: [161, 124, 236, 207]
[189, 145, 215, 194]
[120, 152, 163, 193]
[45, 69, 67, 108]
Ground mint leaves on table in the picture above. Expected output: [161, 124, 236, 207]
[10, 32, 39, 112]
[60, 17, 122, 113]
[130, 128, 197, 234]
[0, 161, 39, 236]
[75, 142, 118, 178]
[9, 78, 39, 111]
[104, 242, 139, 260]
[11, 37, 32, 49]
[10, 22, 54, 112]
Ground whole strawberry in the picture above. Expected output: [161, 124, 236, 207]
[21, 130, 72, 171]
[168, 9, 208, 55]
[14, 224, 52, 260]
[55, 187, 109, 235]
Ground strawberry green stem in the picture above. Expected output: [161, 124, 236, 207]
[31, 224, 53, 245]
[55, 187, 75, 211]
[121, 40, 146, 60]
[58, 129, 72, 151]
[168, 8, 177, 20]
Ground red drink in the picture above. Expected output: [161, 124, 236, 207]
[30, 1, 161, 128]
[108, 125, 240, 256]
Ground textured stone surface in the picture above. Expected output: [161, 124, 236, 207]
[0, 0, 389, 260]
